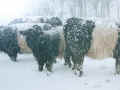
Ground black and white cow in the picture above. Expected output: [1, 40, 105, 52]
[20, 25, 65, 72]
[64, 17, 120, 76]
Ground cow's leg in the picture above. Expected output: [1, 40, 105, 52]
[10, 56, 17, 62]
[71, 56, 76, 70]
[8, 52, 18, 62]
[37, 57, 45, 72]
[38, 64, 44, 72]
[77, 55, 84, 77]
[72, 54, 84, 77]
[64, 47, 72, 68]
[72, 55, 79, 75]
[115, 57, 120, 74]
[46, 56, 54, 72]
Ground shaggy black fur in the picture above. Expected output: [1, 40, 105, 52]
[20, 26, 61, 72]
[43, 23, 52, 31]
[64, 17, 95, 76]
[33, 24, 52, 31]
[0, 26, 20, 61]
[46, 17, 63, 27]
[32, 25, 42, 30]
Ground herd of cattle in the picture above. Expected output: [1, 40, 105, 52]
[1, 16, 120, 77]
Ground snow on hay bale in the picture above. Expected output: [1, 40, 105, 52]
[9, 16, 63, 27]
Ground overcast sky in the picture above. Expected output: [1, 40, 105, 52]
[0, 0, 29, 24]
[0, 0, 120, 25]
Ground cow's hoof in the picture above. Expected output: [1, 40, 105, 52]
[10, 57, 17, 62]
[79, 71, 83, 77]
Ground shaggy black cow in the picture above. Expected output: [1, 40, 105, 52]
[0, 26, 20, 61]
[0, 26, 32, 61]
[20, 25, 64, 72]
[64, 17, 120, 76]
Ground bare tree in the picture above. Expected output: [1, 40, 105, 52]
[23, 0, 120, 19]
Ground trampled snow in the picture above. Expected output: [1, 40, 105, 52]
[0, 53, 120, 90]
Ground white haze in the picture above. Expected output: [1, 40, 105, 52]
[0, 0, 120, 25]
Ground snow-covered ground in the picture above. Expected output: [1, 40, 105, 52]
[0, 53, 120, 90]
